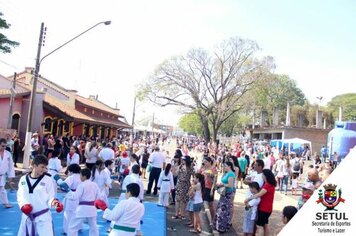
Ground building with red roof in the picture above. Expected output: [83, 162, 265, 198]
[0, 67, 131, 140]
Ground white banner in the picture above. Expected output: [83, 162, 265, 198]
[279, 147, 356, 235]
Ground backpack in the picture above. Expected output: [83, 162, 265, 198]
[292, 158, 301, 172]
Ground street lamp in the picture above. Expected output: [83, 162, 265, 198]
[316, 96, 323, 110]
[23, 20, 111, 168]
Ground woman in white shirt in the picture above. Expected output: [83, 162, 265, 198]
[67, 146, 80, 167]
[85, 141, 98, 170]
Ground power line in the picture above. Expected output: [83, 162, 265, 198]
[0, 59, 20, 70]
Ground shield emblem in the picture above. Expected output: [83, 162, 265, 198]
[324, 190, 337, 204]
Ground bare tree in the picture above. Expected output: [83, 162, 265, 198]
[140, 37, 273, 142]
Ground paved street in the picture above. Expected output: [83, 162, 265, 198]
[8, 144, 309, 236]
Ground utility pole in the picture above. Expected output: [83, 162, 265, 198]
[23, 22, 45, 169]
[22, 21, 110, 169]
[130, 95, 137, 146]
[7, 72, 17, 128]
[131, 95, 136, 127]
[285, 102, 290, 126]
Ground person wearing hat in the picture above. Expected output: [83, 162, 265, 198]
[31, 132, 40, 158]
[297, 182, 315, 209]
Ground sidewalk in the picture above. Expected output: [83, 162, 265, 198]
[230, 187, 298, 236]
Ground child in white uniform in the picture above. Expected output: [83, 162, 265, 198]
[104, 160, 114, 198]
[129, 153, 139, 174]
[67, 168, 104, 236]
[0, 138, 15, 208]
[17, 154, 63, 236]
[67, 146, 80, 167]
[119, 152, 130, 181]
[157, 163, 174, 207]
[109, 165, 144, 234]
[54, 164, 82, 234]
[119, 165, 144, 201]
[48, 150, 63, 196]
[103, 183, 145, 236]
[91, 160, 112, 207]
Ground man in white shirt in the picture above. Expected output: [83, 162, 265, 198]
[263, 152, 272, 170]
[99, 143, 115, 162]
[146, 146, 166, 195]
[244, 159, 265, 196]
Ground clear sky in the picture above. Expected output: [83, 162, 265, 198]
[1, 0, 355, 126]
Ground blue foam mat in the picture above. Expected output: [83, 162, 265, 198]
[0, 191, 165, 236]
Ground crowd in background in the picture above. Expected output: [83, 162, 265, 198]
[1, 131, 339, 235]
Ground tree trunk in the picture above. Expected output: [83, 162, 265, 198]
[198, 114, 210, 143]
[212, 123, 218, 143]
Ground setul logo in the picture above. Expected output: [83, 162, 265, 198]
[316, 184, 345, 211]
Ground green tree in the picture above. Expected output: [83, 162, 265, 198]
[218, 112, 252, 137]
[327, 93, 356, 121]
[0, 12, 19, 54]
[140, 37, 273, 142]
[178, 112, 203, 135]
[248, 74, 306, 126]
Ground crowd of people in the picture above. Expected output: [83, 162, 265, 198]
[0, 131, 340, 235]
[161, 139, 337, 235]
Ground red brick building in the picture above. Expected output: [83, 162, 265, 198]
[0, 68, 131, 140]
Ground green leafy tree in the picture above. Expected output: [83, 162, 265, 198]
[218, 112, 252, 137]
[327, 93, 356, 121]
[178, 112, 203, 135]
[248, 74, 306, 126]
[0, 12, 19, 54]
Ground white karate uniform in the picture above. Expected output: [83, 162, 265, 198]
[119, 173, 144, 201]
[0, 150, 15, 204]
[103, 197, 145, 236]
[17, 174, 55, 236]
[58, 173, 81, 234]
[113, 173, 144, 232]
[48, 157, 63, 196]
[66, 179, 100, 236]
[129, 161, 138, 174]
[119, 157, 130, 174]
[157, 171, 174, 207]
[91, 169, 112, 206]
[67, 153, 80, 167]
[103, 167, 113, 195]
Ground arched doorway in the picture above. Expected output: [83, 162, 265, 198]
[11, 113, 21, 132]
[43, 117, 52, 133]
[52, 119, 58, 136]
[101, 126, 105, 140]
[58, 120, 65, 136]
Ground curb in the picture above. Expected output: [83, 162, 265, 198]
[204, 208, 219, 236]
[201, 209, 214, 236]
